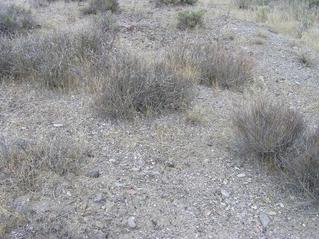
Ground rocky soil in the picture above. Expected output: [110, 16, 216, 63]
[1, 0, 319, 238]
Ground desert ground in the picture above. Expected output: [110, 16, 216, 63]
[0, 0, 319, 238]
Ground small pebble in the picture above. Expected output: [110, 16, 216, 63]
[237, 173, 246, 178]
[220, 189, 230, 198]
[127, 216, 137, 229]
[93, 193, 106, 204]
[259, 212, 271, 228]
[86, 170, 100, 178]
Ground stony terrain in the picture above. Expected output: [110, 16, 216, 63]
[1, 0, 319, 238]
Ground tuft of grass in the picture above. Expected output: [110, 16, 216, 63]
[0, 15, 116, 90]
[185, 105, 208, 125]
[297, 51, 313, 67]
[0, 4, 38, 36]
[283, 128, 319, 200]
[94, 50, 194, 120]
[177, 10, 204, 30]
[167, 43, 253, 90]
[155, 0, 198, 5]
[0, 135, 86, 193]
[233, 96, 305, 165]
[83, 0, 119, 14]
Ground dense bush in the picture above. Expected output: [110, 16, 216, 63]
[0, 4, 38, 36]
[167, 43, 253, 90]
[83, 0, 119, 14]
[177, 10, 204, 30]
[95, 50, 194, 119]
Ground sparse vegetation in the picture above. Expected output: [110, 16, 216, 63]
[83, 0, 119, 14]
[0, 135, 86, 193]
[167, 43, 253, 90]
[0, 15, 115, 90]
[297, 51, 313, 67]
[0, 4, 38, 36]
[95, 50, 194, 119]
[155, 0, 198, 5]
[177, 10, 204, 30]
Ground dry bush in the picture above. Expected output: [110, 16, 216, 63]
[95, 50, 194, 120]
[177, 10, 204, 30]
[167, 43, 253, 90]
[297, 51, 313, 67]
[0, 4, 38, 36]
[233, 96, 305, 164]
[0, 14, 116, 89]
[284, 128, 319, 200]
[83, 0, 119, 14]
[0, 135, 86, 193]
[155, 0, 198, 5]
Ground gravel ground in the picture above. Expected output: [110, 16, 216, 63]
[1, 0, 319, 238]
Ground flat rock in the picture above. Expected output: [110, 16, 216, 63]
[259, 212, 271, 228]
[86, 170, 100, 178]
[237, 173, 246, 178]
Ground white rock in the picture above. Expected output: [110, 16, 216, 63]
[237, 173, 246, 178]
[220, 189, 230, 198]
[259, 212, 271, 228]
[53, 123, 63, 127]
[127, 216, 137, 228]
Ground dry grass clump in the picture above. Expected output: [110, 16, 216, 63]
[155, 0, 198, 6]
[233, 97, 305, 164]
[297, 51, 313, 67]
[177, 10, 205, 30]
[232, 0, 270, 9]
[95, 50, 194, 120]
[83, 0, 119, 14]
[0, 135, 86, 193]
[284, 128, 319, 199]
[233, 96, 319, 201]
[0, 14, 115, 90]
[0, 4, 38, 36]
[167, 43, 253, 90]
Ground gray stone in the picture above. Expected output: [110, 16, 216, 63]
[93, 193, 106, 204]
[259, 212, 271, 228]
[220, 189, 230, 198]
[127, 216, 137, 229]
[86, 170, 100, 178]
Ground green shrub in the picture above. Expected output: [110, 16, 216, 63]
[95, 50, 194, 119]
[177, 10, 204, 30]
[0, 4, 38, 36]
[83, 0, 119, 14]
